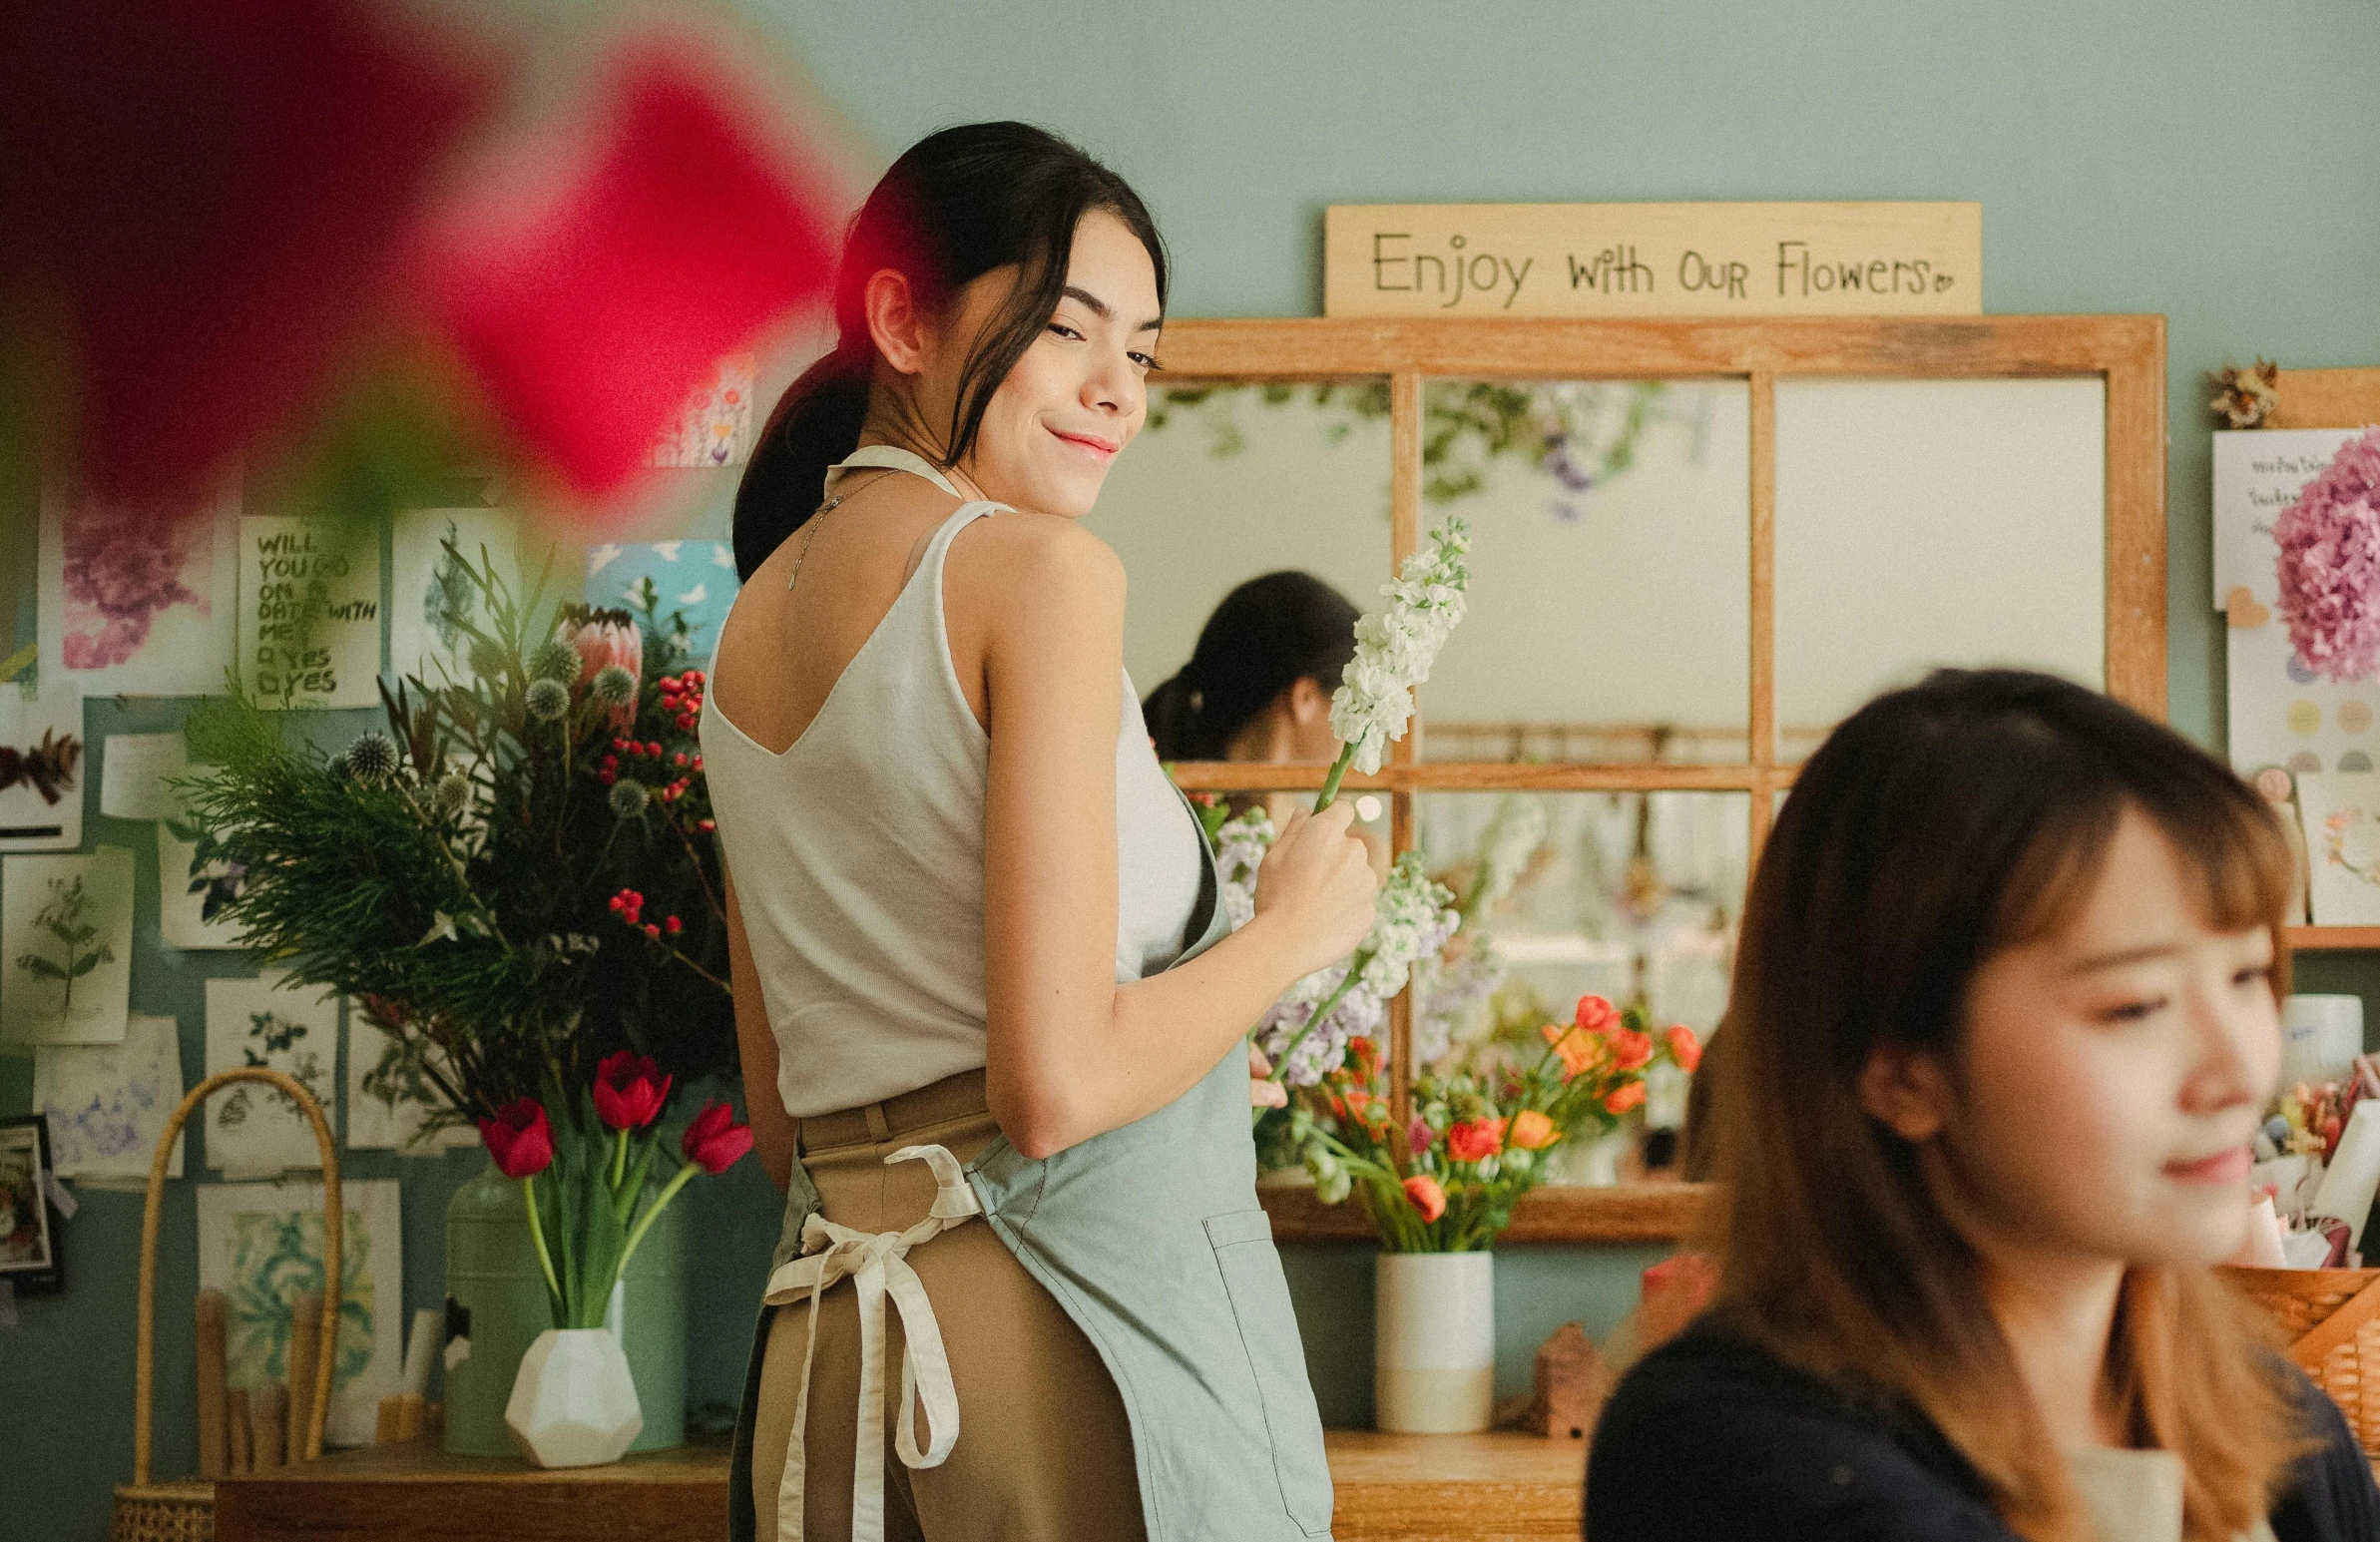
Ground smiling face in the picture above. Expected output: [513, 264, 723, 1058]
[910, 208, 1163, 518]
[1866, 805, 2282, 1274]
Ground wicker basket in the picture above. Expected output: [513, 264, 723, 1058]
[110, 1068, 341, 1542]
[2220, 1264, 2380, 1457]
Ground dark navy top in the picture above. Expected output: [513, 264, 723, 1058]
[1587, 1322, 2380, 1541]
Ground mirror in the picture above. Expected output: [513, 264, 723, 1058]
[1772, 377, 2108, 760]
[1417, 381, 1751, 765]
[1086, 379, 1390, 744]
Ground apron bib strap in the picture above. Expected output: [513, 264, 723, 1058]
[761, 1144, 983, 1542]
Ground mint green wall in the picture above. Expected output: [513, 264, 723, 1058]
[13, 3, 2380, 1536]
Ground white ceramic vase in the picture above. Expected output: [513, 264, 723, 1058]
[505, 1324, 644, 1468]
[1374, 1251, 1495, 1433]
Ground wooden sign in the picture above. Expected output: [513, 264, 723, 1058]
[1324, 202, 1980, 318]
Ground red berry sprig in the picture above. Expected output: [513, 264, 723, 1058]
[608, 887, 685, 943]
[657, 670, 706, 734]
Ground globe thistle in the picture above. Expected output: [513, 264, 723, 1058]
[591, 664, 638, 711]
[524, 678, 570, 723]
[433, 770, 472, 815]
[468, 637, 510, 681]
[343, 731, 399, 783]
[527, 638, 581, 684]
[608, 778, 650, 818]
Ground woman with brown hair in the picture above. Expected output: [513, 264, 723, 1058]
[1587, 669, 2379, 1542]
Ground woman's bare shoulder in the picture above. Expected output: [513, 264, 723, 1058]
[949, 507, 1124, 616]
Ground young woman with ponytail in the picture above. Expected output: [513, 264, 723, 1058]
[703, 122, 1375, 1542]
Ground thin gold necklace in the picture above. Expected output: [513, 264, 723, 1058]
[786, 467, 895, 593]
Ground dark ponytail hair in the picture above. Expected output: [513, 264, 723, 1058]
[732, 122, 1168, 580]
[1144, 572, 1362, 761]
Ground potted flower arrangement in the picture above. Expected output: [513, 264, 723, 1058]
[480, 1053, 750, 1467]
[1291, 996, 1699, 1432]
[182, 535, 744, 1457]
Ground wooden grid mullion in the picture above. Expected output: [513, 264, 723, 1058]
[1748, 368, 1778, 861]
[1388, 371, 1422, 1133]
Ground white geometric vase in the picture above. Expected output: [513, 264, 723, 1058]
[1374, 1251, 1495, 1433]
[505, 1326, 644, 1468]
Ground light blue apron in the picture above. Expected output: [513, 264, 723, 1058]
[727, 805, 1334, 1541]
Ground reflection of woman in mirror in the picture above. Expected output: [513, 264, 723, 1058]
[708, 124, 1373, 1541]
[1145, 571, 1389, 872]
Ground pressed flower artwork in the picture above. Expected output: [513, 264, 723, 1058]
[1, 849, 135, 1048]
[38, 478, 239, 698]
[2300, 771, 2380, 925]
[198, 1179, 402, 1448]
[203, 973, 337, 1173]
[32, 1015, 186, 1180]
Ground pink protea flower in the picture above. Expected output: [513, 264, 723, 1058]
[2274, 427, 2380, 681]
[554, 604, 642, 728]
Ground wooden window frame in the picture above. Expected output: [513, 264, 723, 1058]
[1154, 315, 2167, 1243]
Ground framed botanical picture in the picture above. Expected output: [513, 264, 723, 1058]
[0, 1114, 65, 1294]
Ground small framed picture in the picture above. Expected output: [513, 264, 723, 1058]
[0, 1115, 65, 1293]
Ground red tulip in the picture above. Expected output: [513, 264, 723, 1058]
[1664, 1025, 1702, 1073]
[680, 1099, 753, 1174]
[1402, 1175, 1447, 1224]
[1605, 1082, 1647, 1116]
[592, 1050, 671, 1131]
[480, 1097, 555, 1179]
[1608, 1028, 1655, 1072]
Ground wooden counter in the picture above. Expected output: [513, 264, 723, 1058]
[213, 1428, 1587, 1541]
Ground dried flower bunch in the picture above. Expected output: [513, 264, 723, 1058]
[2273, 425, 2380, 682]
[2207, 358, 2281, 430]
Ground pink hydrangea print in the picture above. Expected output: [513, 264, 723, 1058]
[60, 499, 209, 671]
[2275, 426, 2380, 682]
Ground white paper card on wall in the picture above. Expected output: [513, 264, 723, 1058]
[386, 509, 519, 690]
[0, 680, 85, 853]
[159, 820, 246, 951]
[197, 1178, 402, 1447]
[237, 516, 382, 710]
[648, 353, 755, 468]
[2211, 429, 2361, 609]
[203, 974, 336, 1173]
[1, 848, 135, 1047]
[1324, 203, 1981, 318]
[2297, 771, 2380, 925]
[99, 733, 189, 821]
[344, 1012, 474, 1153]
[33, 1014, 186, 1179]
[38, 476, 240, 697]
[2210, 429, 2380, 776]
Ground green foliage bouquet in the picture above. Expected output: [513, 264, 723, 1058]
[183, 540, 732, 1135]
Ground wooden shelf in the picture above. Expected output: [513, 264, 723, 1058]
[214, 1429, 1586, 1541]
[2287, 926, 2380, 952]
[1260, 1180, 1708, 1246]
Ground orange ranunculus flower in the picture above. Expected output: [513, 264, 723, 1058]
[1403, 1174, 1448, 1223]
[1508, 1110, 1559, 1150]
[1605, 1082, 1647, 1115]
[1574, 994, 1622, 1035]
[1447, 1118, 1503, 1163]
[1543, 1022, 1601, 1079]
[1665, 1024, 1702, 1072]
[1609, 1027, 1655, 1072]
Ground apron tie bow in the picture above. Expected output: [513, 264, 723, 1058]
[763, 1144, 982, 1542]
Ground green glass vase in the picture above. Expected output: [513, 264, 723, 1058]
[443, 1158, 689, 1456]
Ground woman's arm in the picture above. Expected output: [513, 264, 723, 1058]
[724, 865, 798, 1193]
[969, 514, 1376, 1159]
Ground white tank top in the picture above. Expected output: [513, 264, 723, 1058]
[701, 446, 1206, 1118]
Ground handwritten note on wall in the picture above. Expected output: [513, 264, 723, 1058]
[238, 517, 381, 710]
[1323, 203, 1981, 318]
